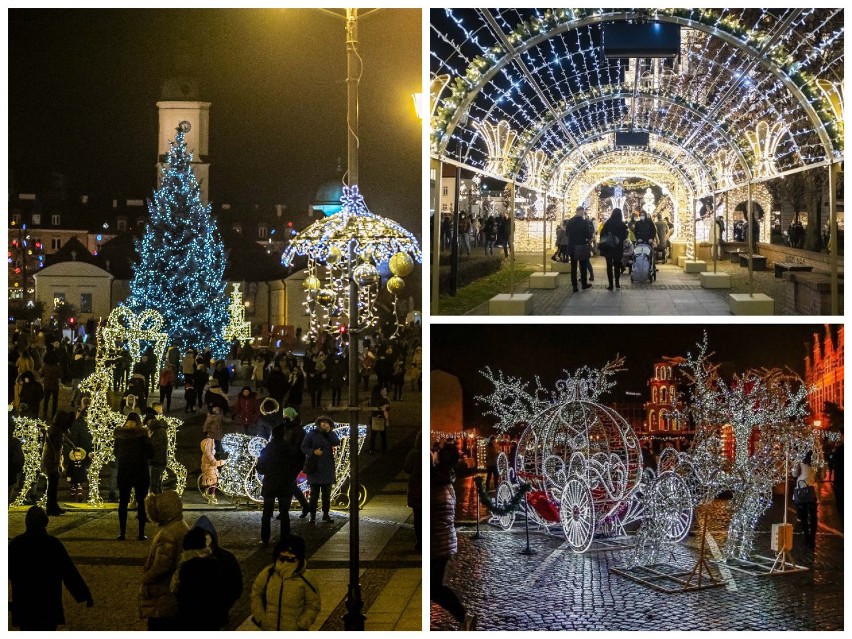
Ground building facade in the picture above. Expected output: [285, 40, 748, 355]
[805, 325, 844, 428]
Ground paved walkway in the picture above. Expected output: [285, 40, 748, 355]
[432, 477, 843, 631]
[467, 253, 788, 315]
[9, 381, 422, 631]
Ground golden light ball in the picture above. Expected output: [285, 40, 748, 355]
[387, 276, 406, 295]
[326, 246, 342, 265]
[353, 263, 380, 287]
[389, 252, 414, 277]
[316, 289, 335, 306]
[303, 275, 321, 291]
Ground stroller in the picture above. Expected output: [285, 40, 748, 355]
[630, 240, 656, 283]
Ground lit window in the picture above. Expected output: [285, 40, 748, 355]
[258, 226, 268, 239]
[51, 238, 62, 250]
[12, 213, 22, 225]
[51, 214, 61, 226]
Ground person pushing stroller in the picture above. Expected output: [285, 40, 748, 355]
[632, 211, 659, 283]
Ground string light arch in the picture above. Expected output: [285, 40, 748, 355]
[431, 8, 843, 196]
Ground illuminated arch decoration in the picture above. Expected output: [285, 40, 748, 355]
[431, 8, 843, 199]
[223, 283, 254, 346]
[745, 121, 787, 178]
[281, 185, 421, 339]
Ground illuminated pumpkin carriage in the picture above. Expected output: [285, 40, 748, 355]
[480, 364, 693, 553]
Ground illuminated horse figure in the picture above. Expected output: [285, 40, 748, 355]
[79, 307, 186, 504]
[11, 416, 49, 508]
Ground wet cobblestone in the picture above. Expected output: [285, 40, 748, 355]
[432, 479, 843, 630]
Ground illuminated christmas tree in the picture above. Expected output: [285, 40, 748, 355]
[126, 122, 228, 357]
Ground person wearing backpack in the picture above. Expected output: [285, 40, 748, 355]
[599, 208, 628, 291]
[250, 535, 321, 631]
[791, 450, 818, 549]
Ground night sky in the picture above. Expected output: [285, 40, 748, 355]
[431, 324, 835, 429]
[8, 8, 421, 233]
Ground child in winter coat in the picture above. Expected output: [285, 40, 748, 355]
[250, 535, 320, 631]
[202, 406, 224, 448]
[200, 437, 225, 504]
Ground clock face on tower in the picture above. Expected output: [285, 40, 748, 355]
[179, 120, 192, 133]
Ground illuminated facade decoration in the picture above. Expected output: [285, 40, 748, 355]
[222, 282, 254, 345]
[805, 325, 844, 428]
[745, 121, 786, 178]
[281, 185, 421, 339]
[125, 122, 229, 358]
[643, 357, 686, 442]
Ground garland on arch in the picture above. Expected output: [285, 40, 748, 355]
[474, 476, 531, 516]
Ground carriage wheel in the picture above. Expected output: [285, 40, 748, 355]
[494, 481, 516, 530]
[559, 477, 595, 553]
[654, 471, 694, 542]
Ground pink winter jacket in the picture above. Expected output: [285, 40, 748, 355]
[200, 438, 224, 487]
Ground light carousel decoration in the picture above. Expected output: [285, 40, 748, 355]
[476, 358, 694, 559]
[223, 282, 254, 346]
[281, 185, 421, 338]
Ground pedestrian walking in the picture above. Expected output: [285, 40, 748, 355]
[192, 515, 243, 628]
[233, 386, 261, 434]
[566, 206, 593, 292]
[9, 506, 94, 630]
[257, 421, 304, 544]
[114, 412, 153, 540]
[484, 435, 500, 492]
[301, 416, 341, 523]
[250, 535, 321, 631]
[404, 432, 422, 552]
[170, 526, 224, 630]
[147, 408, 169, 495]
[140, 491, 189, 630]
[158, 363, 175, 413]
[431, 441, 477, 630]
[41, 410, 74, 515]
[282, 408, 310, 519]
[599, 207, 628, 290]
[791, 450, 819, 548]
[368, 386, 390, 454]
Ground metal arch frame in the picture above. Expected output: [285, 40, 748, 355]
[512, 91, 752, 188]
[435, 9, 836, 170]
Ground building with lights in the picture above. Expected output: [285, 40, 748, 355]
[805, 325, 844, 429]
[639, 356, 691, 451]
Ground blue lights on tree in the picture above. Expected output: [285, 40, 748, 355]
[125, 122, 228, 358]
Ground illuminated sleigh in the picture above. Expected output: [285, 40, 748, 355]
[486, 377, 693, 553]
[218, 424, 368, 508]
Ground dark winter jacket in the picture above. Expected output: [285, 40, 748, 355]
[600, 217, 628, 259]
[149, 418, 169, 467]
[40, 412, 73, 475]
[301, 427, 340, 486]
[213, 365, 232, 393]
[9, 529, 92, 628]
[204, 387, 230, 415]
[193, 515, 243, 622]
[265, 368, 290, 404]
[68, 412, 93, 453]
[633, 216, 657, 244]
[257, 434, 303, 496]
[41, 362, 61, 392]
[114, 424, 154, 483]
[18, 376, 44, 415]
[565, 214, 592, 249]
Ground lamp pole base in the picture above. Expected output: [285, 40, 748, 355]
[343, 584, 366, 631]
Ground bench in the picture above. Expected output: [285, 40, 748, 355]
[738, 254, 767, 271]
[774, 262, 814, 278]
[726, 249, 746, 263]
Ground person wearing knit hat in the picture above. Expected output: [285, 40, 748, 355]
[282, 406, 298, 421]
[250, 535, 320, 630]
[9, 506, 93, 630]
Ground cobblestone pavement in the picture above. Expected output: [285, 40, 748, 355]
[466, 252, 801, 315]
[431, 477, 843, 631]
[9, 380, 422, 631]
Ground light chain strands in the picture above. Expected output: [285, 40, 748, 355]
[77, 312, 187, 504]
[125, 121, 229, 359]
[431, 9, 842, 200]
[222, 283, 254, 346]
[674, 334, 813, 560]
[475, 357, 694, 557]
[100, 306, 169, 374]
[11, 416, 48, 508]
[282, 185, 421, 340]
[218, 425, 368, 506]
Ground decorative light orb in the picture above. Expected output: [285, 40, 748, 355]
[317, 289, 336, 306]
[387, 276, 406, 295]
[303, 275, 321, 291]
[178, 120, 192, 133]
[359, 247, 375, 265]
[326, 246, 342, 265]
[353, 263, 380, 287]
[389, 252, 414, 277]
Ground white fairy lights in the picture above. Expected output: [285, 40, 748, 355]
[281, 185, 421, 339]
[222, 283, 254, 346]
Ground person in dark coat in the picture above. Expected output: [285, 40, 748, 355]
[41, 351, 61, 419]
[18, 370, 44, 418]
[213, 360, 232, 394]
[325, 353, 346, 407]
[600, 207, 629, 291]
[114, 412, 154, 540]
[282, 408, 310, 518]
[171, 527, 226, 630]
[265, 363, 290, 407]
[204, 380, 230, 415]
[257, 422, 304, 544]
[147, 411, 169, 494]
[9, 506, 93, 630]
[287, 365, 305, 412]
[301, 416, 341, 523]
[192, 515, 243, 625]
[633, 210, 658, 246]
[404, 432, 422, 551]
[496, 211, 511, 257]
[158, 363, 176, 413]
[233, 386, 261, 434]
[193, 363, 209, 410]
[431, 441, 476, 630]
[565, 206, 593, 293]
[67, 402, 94, 501]
[41, 410, 74, 515]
